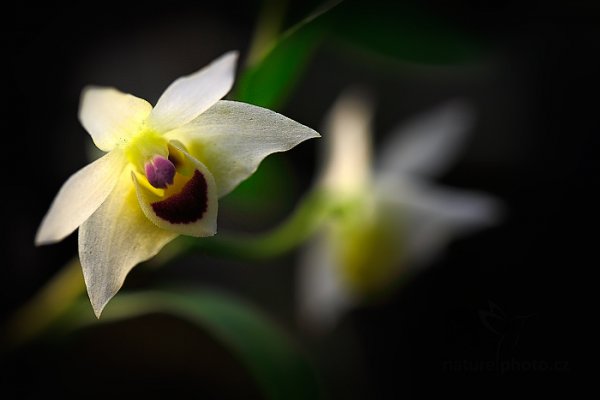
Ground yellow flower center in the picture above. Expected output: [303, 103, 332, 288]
[122, 129, 183, 191]
[124, 129, 169, 172]
[331, 198, 405, 295]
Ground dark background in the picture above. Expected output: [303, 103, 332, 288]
[1, 0, 589, 398]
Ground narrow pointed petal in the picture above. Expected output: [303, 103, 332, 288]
[399, 179, 503, 227]
[148, 51, 238, 133]
[378, 100, 474, 178]
[168, 100, 320, 197]
[79, 167, 177, 317]
[319, 89, 374, 193]
[297, 233, 354, 333]
[79, 87, 153, 151]
[133, 145, 218, 237]
[377, 177, 503, 267]
[35, 150, 126, 245]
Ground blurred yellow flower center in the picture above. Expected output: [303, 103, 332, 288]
[331, 200, 404, 295]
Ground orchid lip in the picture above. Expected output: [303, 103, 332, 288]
[151, 169, 208, 224]
[145, 155, 176, 188]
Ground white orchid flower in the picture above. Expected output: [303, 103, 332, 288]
[298, 90, 502, 331]
[35, 51, 319, 317]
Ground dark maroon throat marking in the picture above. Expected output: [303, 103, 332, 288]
[151, 170, 208, 224]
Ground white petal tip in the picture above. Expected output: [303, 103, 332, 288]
[450, 193, 507, 232]
[34, 237, 52, 247]
[34, 230, 49, 247]
[90, 295, 111, 319]
[93, 308, 103, 319]
[34, 223, 64, 246]
[296, 126, 321, 142]
[309, 128, 321, 138]
[222, 50, 239, 62]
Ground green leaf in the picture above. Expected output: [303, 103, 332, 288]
[235, 1, 341, 109]
[235, 0, 485, 110]
[235, 28, 318, 109]
[329, 1, 486, 64]
[57, 289, 320, 400]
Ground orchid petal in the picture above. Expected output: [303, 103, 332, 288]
[79, 167, 178, 317]
[378, 100, 474, 178]
[168, 100, 320, 197]
[148, 51, 238, 133]
[297, 233, 354, 333]
[319, 89, 374, 192]
[35, 150, 126, 245]
[79, 87, 153, 151]
[378, 177, 503, 267]
[133, 144, 218, 237]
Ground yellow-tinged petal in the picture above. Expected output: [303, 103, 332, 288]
[79, 87, 153, 151]
[167, 100, 320, 197]
[79, 166, 178, 317]
[319, 90, 373, 194]
[147, 51, 238, 133]
[132, 144, 218, 237]
[35, 149, 126, 245]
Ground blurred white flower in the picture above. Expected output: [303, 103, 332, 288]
[297, 90, 503, 331]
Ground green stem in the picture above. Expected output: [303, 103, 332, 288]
[246, 0, 289, 67]
[4, 258, 85, 348]
[182, 190, 332, 261]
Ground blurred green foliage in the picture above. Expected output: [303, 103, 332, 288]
[235, 0, 485, 110]
[220, 155, 297, 226]
[234, 1, 331, 109]
[328, 1, 485, 64]
[56, 289, 320, 400]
